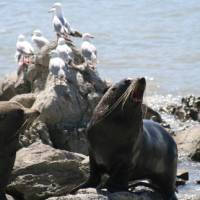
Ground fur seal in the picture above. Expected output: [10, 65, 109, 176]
[0, 101, 40, 200]
[71, 78, 178, 200]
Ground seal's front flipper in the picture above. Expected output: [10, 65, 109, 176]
[69, 151, 101, 194]
[105, 161, 129, 193]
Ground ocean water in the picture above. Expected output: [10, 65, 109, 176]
[0, 0, 200, 97]
[0, 1, 200, 197]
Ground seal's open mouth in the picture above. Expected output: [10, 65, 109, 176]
[131, 77, 146, 102]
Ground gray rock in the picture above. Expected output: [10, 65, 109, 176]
[0, 73, 30, 101]
[0, 41, 107, 153]
[10, 93, 36, 108]
[142, 104, 162, 123]
[162, 95, 200, 122]
[46, 188, 163, 200]
[46, 188, 200, 200]
[191, 141, 200, 162]
[175, 125, 200, 161]
[30, 63, 106, 153]
[19, 120, 52, 147]
[7, 142, 88, 200]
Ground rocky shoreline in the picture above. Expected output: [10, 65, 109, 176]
[1, 42, 200, 200]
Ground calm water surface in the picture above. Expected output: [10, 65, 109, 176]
[0, 0, 200, 196]
[0, 0, 200, 96]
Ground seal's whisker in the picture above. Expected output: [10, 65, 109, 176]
[96, 92, 126, 123]
[97, 81, 136, 123]
[16, 115, 39, 136]
[121, 81, 136, 110]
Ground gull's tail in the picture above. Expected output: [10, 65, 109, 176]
[91, 52, 97, 65]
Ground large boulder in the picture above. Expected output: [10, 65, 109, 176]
[7, 142, 88, 200]
[0, 73, 31, 101]
[10, 93, 36, 108]
[0, 41, 107, 153]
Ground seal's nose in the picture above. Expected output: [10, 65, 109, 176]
[138, 77, 146, 85]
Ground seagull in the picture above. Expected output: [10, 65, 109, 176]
[49, 49, 66, 84]
[81, 33, 97, 66]
[16, 34, 34, 56]
[15, 34, 34, 75]
[48, 2, 82, 39]
[48, 2, 72, 38]
[56, 37, 73, 64]
[31, 29, 49, 50]
[58, 65, 66, 83]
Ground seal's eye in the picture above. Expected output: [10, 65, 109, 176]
[124, 79, 132, 85]
[0, 114, 6, 121]
[112, 87, 117, 92]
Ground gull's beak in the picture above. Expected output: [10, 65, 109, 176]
[48, 8, 55, 13]
[90, 35, 95, 39]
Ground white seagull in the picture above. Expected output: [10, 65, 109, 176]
[15, 34, 34, 73]
[56, 37, 73, 64]
[48, 2, 72, 38]
[16, 34, 34, 56]
[49, 49, 66, 84]
[81, 33, 97, 66]
[31, 29, 49, 50]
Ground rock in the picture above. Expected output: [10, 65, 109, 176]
[7, 142, 88, 200]
[19, 120, 53, 147]
[0, 74, 17, 100]
[162, 95, 200, 122]
[31, 64, 106, 153]
[142, 104, 173, 134]
[0, 41, 107, 153]
[9, 93, 36, 108]
[0, 73, 30, 101]
[35, 40, 84, 68]
[142, 104, 162, 123]
[176, 179, 186, 186]
[177, 170, 189, 181]
[191, 143, 200, 162]
[174, 125, 200, 161]
[46, 188, 163, 200]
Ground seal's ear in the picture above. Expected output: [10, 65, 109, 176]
[102, 86, 110, 94]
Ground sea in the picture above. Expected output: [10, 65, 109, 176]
[0, 0, 200, 96]
[0, 0, 200, 197]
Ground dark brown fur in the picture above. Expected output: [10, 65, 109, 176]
[71, 78, 177, 200]
[0, 101, 39, 200]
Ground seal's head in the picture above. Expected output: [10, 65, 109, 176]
[93, 77, 146, 123]
[0, 101, 40, 137]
